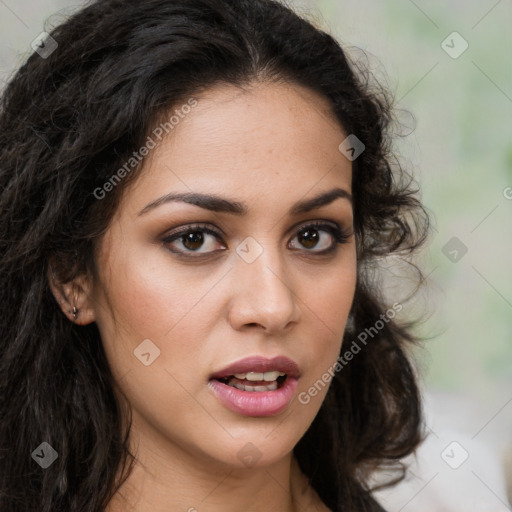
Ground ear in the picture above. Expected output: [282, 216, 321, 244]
[47, 264, 96, 326]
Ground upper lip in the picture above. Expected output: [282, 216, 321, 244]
[210, 355, 301, 380]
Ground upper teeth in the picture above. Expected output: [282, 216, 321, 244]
[233, 371, 286, 381]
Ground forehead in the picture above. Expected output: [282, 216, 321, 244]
[121, 80, 352, 217]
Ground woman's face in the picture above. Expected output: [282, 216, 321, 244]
[88, 80, 356, 469]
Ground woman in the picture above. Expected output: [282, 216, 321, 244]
[0, 0, 430, 510]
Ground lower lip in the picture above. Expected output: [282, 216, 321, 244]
[208, 377, 298, 417]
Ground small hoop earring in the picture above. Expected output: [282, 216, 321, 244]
[72, 306, 79, 321]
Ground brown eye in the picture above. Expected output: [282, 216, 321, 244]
[181, 231, 205, 251]
[162, 224, 226, 255]
[162, 221, 350, 258]
[289, 222, 348, 253]
[297, 227, 320, 249]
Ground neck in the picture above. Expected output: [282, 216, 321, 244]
[106, 450, 320, 512]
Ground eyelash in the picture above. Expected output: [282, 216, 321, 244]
[161, 221, 351, 259]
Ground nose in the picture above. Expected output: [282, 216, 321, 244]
[227, 244, 300, 333]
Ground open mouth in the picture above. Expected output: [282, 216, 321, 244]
[215, 371, 288, 392]
[208, 357, 300, 416]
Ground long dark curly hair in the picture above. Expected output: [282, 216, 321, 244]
[0, 0, 430, 510]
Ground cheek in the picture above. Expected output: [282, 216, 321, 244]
[96, 240, 197, 335]
[320, 271, 356, 318]
[93, 243, 224, 381]
[298, 256, 357, 387]
[305, 253, 357, 332]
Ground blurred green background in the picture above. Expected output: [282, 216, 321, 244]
[1, 0, 511, 508]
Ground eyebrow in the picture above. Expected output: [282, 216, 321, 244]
[138, 187, 352, 217]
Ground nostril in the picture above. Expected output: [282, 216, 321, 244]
[243, 322, 266, 329]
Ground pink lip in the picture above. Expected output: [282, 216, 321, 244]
[208, 355, 301, 417]
[209, 355, 301, 380]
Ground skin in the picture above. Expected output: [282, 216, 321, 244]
[51, 80, 357, 512]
